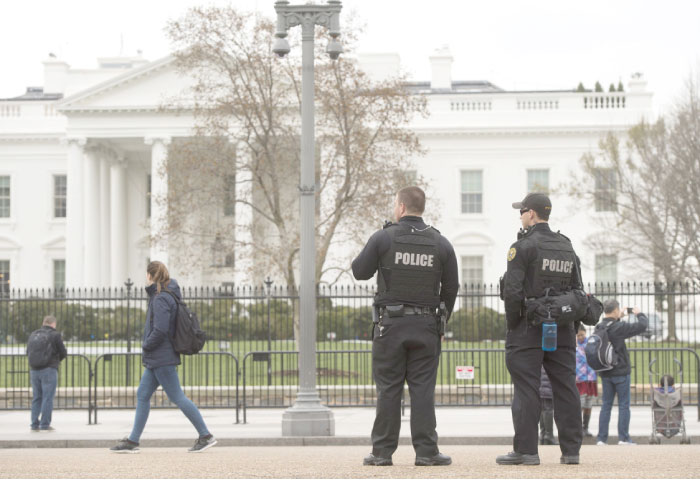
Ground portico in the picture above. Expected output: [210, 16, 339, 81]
[57, 56, 196, 287]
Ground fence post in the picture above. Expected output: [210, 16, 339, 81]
[125, 279, 133, 387]
[265, 277, 273, 386]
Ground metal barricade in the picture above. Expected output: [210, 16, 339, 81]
[92, 352, 239, 425]
[241, 350, 375, 422]
[628, 347, 700, 420]
[0, 353, 92, 423]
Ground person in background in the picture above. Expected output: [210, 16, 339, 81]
[576, 325, 597, 437]
[656, 375, 675, 393]
[596, 300, 648, 446]
[27, 315, 67, 431]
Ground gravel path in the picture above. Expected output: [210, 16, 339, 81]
[0, 445, 697, 478]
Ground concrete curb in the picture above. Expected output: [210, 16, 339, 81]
[1, 435, 695, 449]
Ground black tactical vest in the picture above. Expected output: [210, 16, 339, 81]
[375, 223, 442, 308]
[529, 234, 577, 296]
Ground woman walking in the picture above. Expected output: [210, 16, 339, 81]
[111, 261, 216, 453]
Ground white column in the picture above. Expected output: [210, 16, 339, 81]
[99, 156, 111, 286]
[145, 136, 171, 265]
[83, 146, 100, 287]
[110, 157, 128, 287]
[65, 137, 86, 288]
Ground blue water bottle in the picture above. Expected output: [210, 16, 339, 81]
[542, 315, 557, 352]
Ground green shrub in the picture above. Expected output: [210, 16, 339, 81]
[448, 306, 506, 341]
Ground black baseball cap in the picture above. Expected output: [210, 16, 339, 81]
[512, 193, 552, 217]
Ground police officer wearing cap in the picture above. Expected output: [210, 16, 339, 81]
[352, 186, 458, 467]
[497, 193, 583, 466]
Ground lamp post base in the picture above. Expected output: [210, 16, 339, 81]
[281, 391, 335, 436]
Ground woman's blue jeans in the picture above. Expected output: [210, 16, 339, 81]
[129, 365, 210, 443]
[597, 374, 631, 443]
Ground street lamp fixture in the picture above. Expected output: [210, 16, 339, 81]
[272, 36, 290, 58]
[273, 0, 341, 437]
[326, 37, 343, 60]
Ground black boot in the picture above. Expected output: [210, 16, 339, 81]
[582, 410, 593, 437]
[542, 409, 558, 445]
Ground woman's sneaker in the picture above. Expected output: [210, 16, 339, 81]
[189, 434, 217, 453]
[110, 437, 140, 453]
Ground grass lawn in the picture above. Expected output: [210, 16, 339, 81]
[2, 340, 697, 389]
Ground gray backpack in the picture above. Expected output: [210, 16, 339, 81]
[585, 320, 618, 372]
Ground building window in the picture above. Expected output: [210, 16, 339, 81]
[0, 260, 9, 297]
[461, 255, 484, 288]
[225, 253, 235, 268]
[460, 170, 482, 214]
[595, 254, 617, 289]
[53, 259, 66, 293]
[224, 174, 235, 217]
[146, 174, 152, 218]
[527, 169, 549, 194]
[0, 176, 10, 218]
[54, 175, 67, 218]
[594, 168, 616, 212]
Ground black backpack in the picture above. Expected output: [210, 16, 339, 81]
[156, 290, 206, 355]
[27, 329, 55, 369]
[585, 320, 618, 372]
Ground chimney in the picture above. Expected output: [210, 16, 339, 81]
[43, 54, 69, 94]
[429, 45, 453, 90]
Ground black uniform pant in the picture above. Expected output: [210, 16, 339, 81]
[506, 345, 582, 456]
[371, 314, 441, 458]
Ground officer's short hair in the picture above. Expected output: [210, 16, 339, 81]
[603, 299, 619, 314]
[43, 315, 57, 326]
[397, 186, 425, 214]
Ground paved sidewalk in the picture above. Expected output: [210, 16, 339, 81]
[1, 406, 697, 448]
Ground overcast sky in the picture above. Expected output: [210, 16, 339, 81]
[2, 0, 699, 114]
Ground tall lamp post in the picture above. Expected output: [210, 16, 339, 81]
[273, 0, 342, 436]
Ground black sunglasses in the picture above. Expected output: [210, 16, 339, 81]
[519, 208, 531, 215]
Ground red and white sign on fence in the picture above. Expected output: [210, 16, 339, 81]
[456, 366, 474, 380]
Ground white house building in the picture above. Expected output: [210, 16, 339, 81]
[0, 48, 653, 291]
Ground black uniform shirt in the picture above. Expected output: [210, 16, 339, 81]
[352, 216, 459, 319]
[504, 222, 582, 347]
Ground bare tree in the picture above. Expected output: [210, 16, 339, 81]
[667, 76, 700, 277]
[162, 6, 427, 339]
[568, 76, 700, 340]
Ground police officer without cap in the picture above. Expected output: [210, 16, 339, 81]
[352, 186, 458, 467]
[498, 193, 583, 466]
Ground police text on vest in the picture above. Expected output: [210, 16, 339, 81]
[395, 252, 434, 267]
[541, 259, 573, 273]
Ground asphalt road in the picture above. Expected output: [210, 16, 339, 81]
[0, 445, 697, 479]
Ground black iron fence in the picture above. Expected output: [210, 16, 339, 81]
[0, 282, 698, 419]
